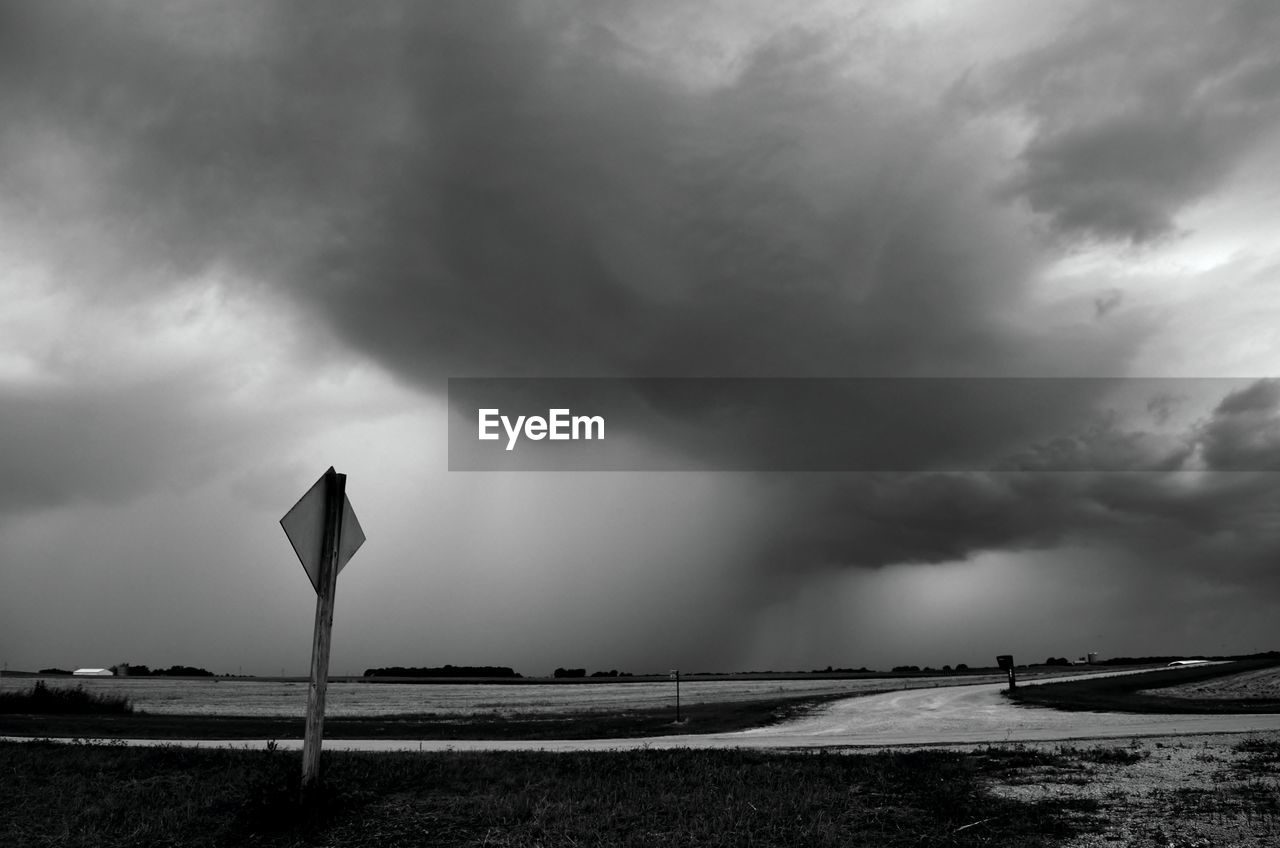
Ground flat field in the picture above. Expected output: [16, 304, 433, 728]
[0, 673, 1007, 717]
[4, 734, 1278, 847]
[1007, 659, 1280, 713]
[1140, 664, 1280, 701]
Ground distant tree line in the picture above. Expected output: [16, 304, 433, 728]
[811, 666, 872, 674]
[33, 665, 215, 677]
[114, 664, 214, 677]
[363, 665, 523, 678]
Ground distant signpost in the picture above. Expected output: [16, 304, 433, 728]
[281, 467, 365, 797]
[996, 654, 1016, 690]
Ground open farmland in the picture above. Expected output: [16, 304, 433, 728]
[0, 672, 1012, 718]
[1140, 664, 1280, 702]
[1008, 660, 1280, 714]
[11, 668, 1280, 749]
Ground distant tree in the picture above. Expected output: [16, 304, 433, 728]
[955, 663, 968, 671]
[363, 666, 521, 679]
[553, 668, 586, 678]
[942, 665, 952, 672]
[152, 665, 214, 677]
[38, 668, 71, 675]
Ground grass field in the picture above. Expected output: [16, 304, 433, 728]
[0, 740, 1099, 847]
[0, 690, 863, 740]
[1007, 659, 1280, 713]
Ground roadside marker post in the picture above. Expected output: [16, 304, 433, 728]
[281, 467, 366, 799]
[670, 669, 681, 723]
[996, 654, 1016, 690]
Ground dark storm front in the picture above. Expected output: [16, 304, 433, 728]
[447, 377, 1267, 472]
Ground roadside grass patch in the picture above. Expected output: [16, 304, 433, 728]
[0, 740, 1100, 847]
[1053, 745, 1147, 765]
[1154, 783, 1280, 819]
[0, 681, 133, 715]
[1233, 736, 1280, 777]
[970, 744, 1143, 784]
[973, 746, 1146, 791]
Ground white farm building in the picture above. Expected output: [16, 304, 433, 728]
[72, 668, 114, 677]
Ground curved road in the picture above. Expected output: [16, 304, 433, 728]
[8, 672, 1280, 751]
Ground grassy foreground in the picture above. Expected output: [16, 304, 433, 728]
[0, 740, 1097, 847]
[0, 691, 863, 740]
[1006, 659, 1280, 713]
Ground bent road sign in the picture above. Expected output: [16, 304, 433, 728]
[281, 467, 366, 594]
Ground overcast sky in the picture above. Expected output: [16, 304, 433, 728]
[2, 1, 1279, 676]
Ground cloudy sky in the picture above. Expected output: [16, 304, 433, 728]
[2, 1, 1279, 677]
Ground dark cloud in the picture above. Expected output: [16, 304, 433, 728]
[310, 16, 1061, 382]
[747, 377, 1280, 608]
[1200, 379, 1280, 470]
[994, 1, 1280, 243]
[0, 1, 1141, 381]
[3, 2, 1279, 671]
[1012, 110, 1228, 243]
[761, 466, 1280, 602]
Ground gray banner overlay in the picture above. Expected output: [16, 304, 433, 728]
[448, 377, 1279, 472]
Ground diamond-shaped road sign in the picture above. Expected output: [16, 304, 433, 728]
[281, 469, 365, 594]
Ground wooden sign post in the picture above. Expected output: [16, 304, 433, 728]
[281, 467, 365, 799]
[996, 654, 1016, 690]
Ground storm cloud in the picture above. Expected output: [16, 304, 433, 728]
[994, 1, 1280, 243]
[2, 2, 1279, 673]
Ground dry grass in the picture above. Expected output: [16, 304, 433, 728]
[1, 740, 1098, 847]
[983, 734, 1280, 848]
[0, 681, 133, 715]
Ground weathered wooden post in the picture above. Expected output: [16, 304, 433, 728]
[281, 467, 365, 801]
